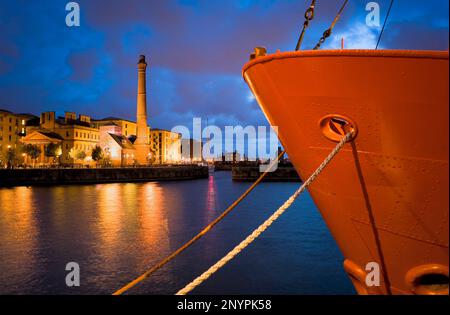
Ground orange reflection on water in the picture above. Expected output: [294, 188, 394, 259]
[0, 187, 38, 283]
[94, 182, 172, 274]
[97, 184, 125, 248]
[137, 183, 170, 251]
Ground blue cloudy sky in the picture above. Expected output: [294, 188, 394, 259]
[0, 0, 448, 131]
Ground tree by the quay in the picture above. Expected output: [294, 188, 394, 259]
[6, 147, 17, 169]
[69, 148, 87, 165]
[91, 146, 103, 167]
[76, 151, 87, 161]
[44, 143, 62, 165]
[23, 144, 42, 167]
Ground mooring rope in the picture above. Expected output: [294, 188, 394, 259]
[295, 0, 316, 51]
[176, 131, 354, 295]
[376, 0, 394, 49]
[113, 150, 285, 295]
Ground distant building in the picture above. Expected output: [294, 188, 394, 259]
[98, 124, 136, 167]
[4, 108, 182, 168]
[20, 131, 63, 166]
[150, 129, 181, 164]
[0, 109, 38, 167]
[223, 151, 241, 163]
[21, 111, 100, 166]
[181, 138, 203, 162]
[3, 55, 183, 168]
[92, 117, 138, 138]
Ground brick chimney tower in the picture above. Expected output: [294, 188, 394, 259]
[134, 55, 150, 165]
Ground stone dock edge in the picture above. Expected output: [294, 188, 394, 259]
[232, 165, 302, 182]
[0, 166, 209, 187]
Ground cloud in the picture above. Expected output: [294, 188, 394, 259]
[328, 22, 380, 49]
[0, 0, 448, 132]
[68, 50, 101, 81]
[382, 20, 449, 50]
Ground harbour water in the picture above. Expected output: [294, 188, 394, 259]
[0, 172, 354, 295]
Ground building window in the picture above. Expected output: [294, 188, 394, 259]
[22, 119, 25, 125]
[66, 131, 69, 137]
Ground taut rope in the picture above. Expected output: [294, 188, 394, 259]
[313, 0, 349, 50]
[177, 131, 354, 295]
[376, 0, 395, 49]
[295, 0, 316, 51]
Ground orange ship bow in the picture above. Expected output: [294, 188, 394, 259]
[243, 49, 449, 295]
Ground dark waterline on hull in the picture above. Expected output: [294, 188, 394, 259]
[0, 172, 354, 294]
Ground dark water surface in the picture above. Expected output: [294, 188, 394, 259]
[0, 172, 354, 294]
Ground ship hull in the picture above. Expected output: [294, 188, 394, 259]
[243, 50, 449, 295]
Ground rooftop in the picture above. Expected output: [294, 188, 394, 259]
[94, 117, 136, 124]
[109, 133, 136, 150]
[35, 131, 64, 141]
[56, 117, 92, 128]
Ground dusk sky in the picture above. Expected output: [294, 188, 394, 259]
[0, 0, 448, 131]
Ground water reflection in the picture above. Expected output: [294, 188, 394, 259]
[0, 187, 38, 290]
[92, 182, 173, 283]
[0, 173, 354, 294]
[97, 184, 124, 253]
[206, 175, 218, 221]
[138, 183, 170, 253]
